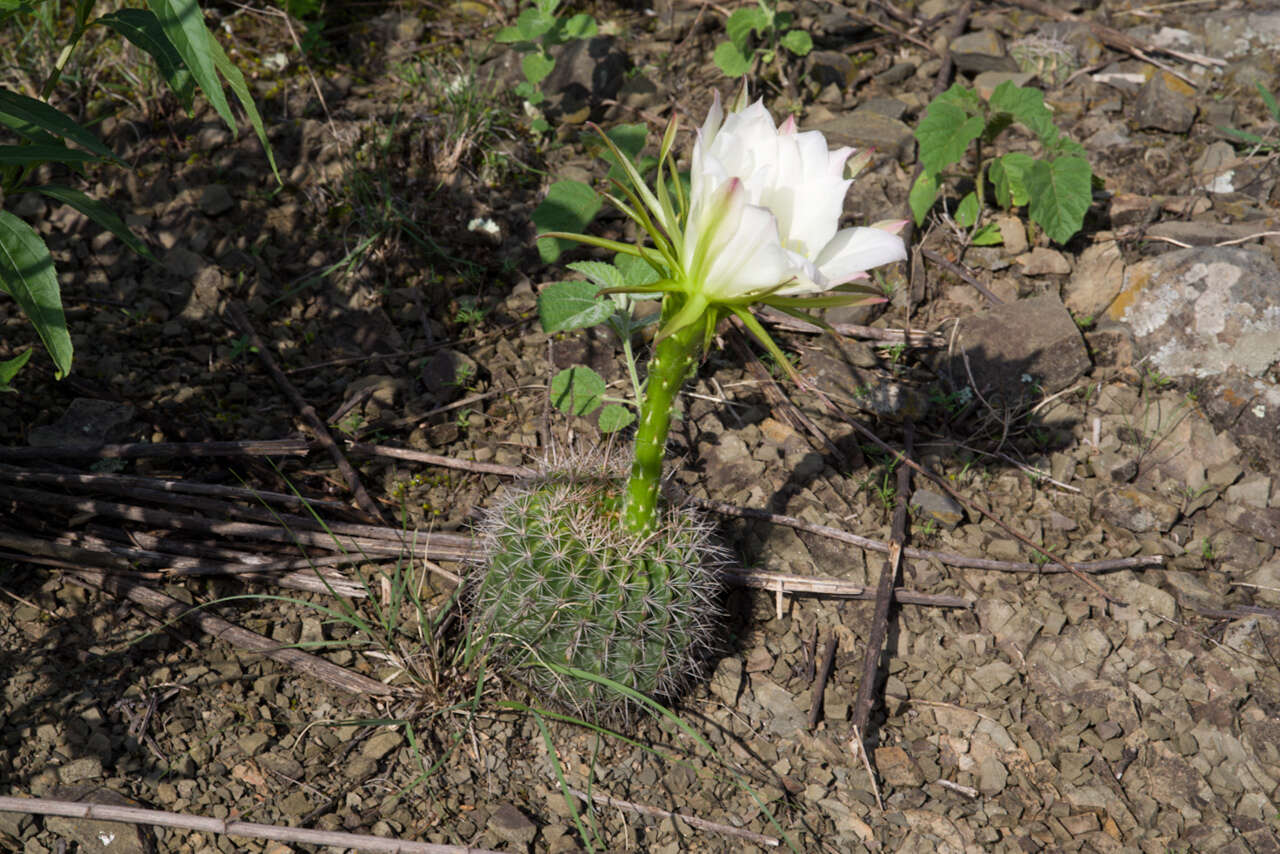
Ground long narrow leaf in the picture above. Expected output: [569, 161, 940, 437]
[0, 212, 71, 379]
[0, 87, 123, 164]
[204, 18, 279, 182]
[31, 184, 155, 260]
[148, 0, 234, 128]
[96, 9, 195, 110]
[0, 144, 99, 166]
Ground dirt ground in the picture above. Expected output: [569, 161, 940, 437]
[3, 0, 1280, 851]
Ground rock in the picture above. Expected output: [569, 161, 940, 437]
[1226, 474, 1273, 508]
[812, 111, 916, 163]
[238, 732, 270, 756]
[1244, 556, 1280, 605]
[910, 488, 965, 529]
[1094, 487, 1179, 533]
[421, 349, 479, 403]
[949, 30, 1018, 73]
[57, 757, 103, 784]
[1204, 10, 1280, 59]
[994, 214, 1027, 254]
[46, 786, 152, 854]
[709, 656, 742, 705]
[1064, 240, 1125, 318]
[1109, 192, 1156, 228]
[808, 50, 857, 89]
[489, 803, 537, 847]
[977, 754, 1009, 794]
[751, 678, 806, 737]
[1133, 71, 1196, 133]
[1192, 141, 1242, 193]
[361, 730, 403, 761]
[973, 70, 1036, 100]
[1015, 248, 1071, 276]
[542, 37, 629, 120]
[28, 399, 137, 450]
[1145, 220, 1275, 247]
[949, 294, 1091, 402]
[1107, 246, 1280, 469]
[875, 745, 926, 787]
[197, 184, 234, 216]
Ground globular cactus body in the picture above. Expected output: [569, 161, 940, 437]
[469, 464, 725, 719]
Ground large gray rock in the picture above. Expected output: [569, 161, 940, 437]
[811, 110, 916, 163]
[1106, 246, 1280, 470]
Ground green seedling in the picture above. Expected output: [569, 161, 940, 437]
[713, 0, 813, 79]
[910, 81, 1093, 246]
[493, 0, 597, 133]
[1220, 82, 1280, 153]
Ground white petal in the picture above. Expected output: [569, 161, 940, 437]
[814, 227, 908, 285]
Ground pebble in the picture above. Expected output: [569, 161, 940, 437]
[360, 730, 402, 761]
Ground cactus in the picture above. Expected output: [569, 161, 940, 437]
[468, 460, 726, 719]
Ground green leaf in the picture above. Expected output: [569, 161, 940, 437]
[914, 101, 984, 174]
[31, 184, 155, 260]
[521, 51, 555, 86]
[989, 80, 1055, 147]
[532, 180, 602, 263]
[1025, 155, 1092, 245]
[971, 222, 1004, 245]
[955, 191, 980, 228]
[566, 260, 624, 290]
[597, 403, 635, 433]
[0, 143, 99, 166]
[556, 12, 596, 41]
[538, 280, 614, 332]
[1258, 81, 1280, 122]
[908, 171, 938, 226]
[0, 88, 122, 164]
[492, 24, 527, 44]
[513, 6, 556, 40]
[989, 151, 1035, 209]
[0, 211, 70, 379]
[725, 6, 768, 50]
[935, 82, 983, 114]
[614, 252, 660, 287]
[149, 0, 232, 127]
[0, 347, 32, 390]
[550, 365, 605, 416]
[779, 29, 812, 57]
[713, 41, 753, 78]
[97, 9, 195, 110]
[149, 0, 278, 182]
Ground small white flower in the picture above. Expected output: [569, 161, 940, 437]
[1253, 404, 1267, 418]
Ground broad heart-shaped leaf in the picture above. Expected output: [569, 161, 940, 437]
[713, 40, 753, 77]
[566, 260, 623, 290]
[538, 280, 614, 332]
[492, 24, 526, 44]
[614, 252, 661, 287]
[0, 211, 71, 379]
[521, 51, 555, 86]
[31, 185, 155, 260]
[513, 6, 556, 41]
[725, 6, 768, 50]
[780, 29, 812, 56]
[96, 9, 195, 110]
[934, 82, 983, 114]
[914, 101, 984, 175]
[0, 88, 123, 164]
[989, 80, 1055, 148]
[550, 365, 605, 417]
[989, 151, 1035, 209]
[1025, 155, 1092, 245]
[532, 180, 602, 263]
[597, 403, 635, 433]
[955, 191, 980, 228]
[0, 144, 99, 166]
[0, 347, 33, 390]
[908, 170, 938, 226]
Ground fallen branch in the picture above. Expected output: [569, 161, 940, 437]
[0, 437, 308, 462]
[67, 568, 395, 697]
[724, 567, 971, 608]
[567, 787, 779, 848]
[0, 796, 492, 854]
